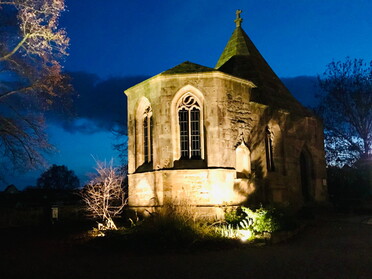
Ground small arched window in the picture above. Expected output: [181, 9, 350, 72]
[143, 107, 153, 163]
[178, 94, 201, 159]
[265, 127, 275, 172]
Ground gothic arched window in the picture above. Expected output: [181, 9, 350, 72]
[265, 127, 275, 172]
[143, 107, 153, 163]
[178, 94, 201, 159]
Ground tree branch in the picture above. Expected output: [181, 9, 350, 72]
[0, 34, 30, 62]
[0, 85, 34, 100]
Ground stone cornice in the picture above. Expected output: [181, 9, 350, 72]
[124, 71, 256, 96]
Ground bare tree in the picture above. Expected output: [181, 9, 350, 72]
[316, 58, 371, 166]
[0, 0, 70, 179]
[112, 124, 128, 166]
[80, 160, 126, 230]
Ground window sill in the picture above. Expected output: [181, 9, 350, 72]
[135, 162, 153, 173]
[173, 159, 207, 169]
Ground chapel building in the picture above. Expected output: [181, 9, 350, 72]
[124, 11, 327, 217]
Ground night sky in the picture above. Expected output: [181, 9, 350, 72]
[3, 0, 371, 189]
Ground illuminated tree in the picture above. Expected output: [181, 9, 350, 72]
[37, 164, 79, 190]
[316, 58, 371, 166]
[0, 0, 70, 178]
[80, 161, 126, 230]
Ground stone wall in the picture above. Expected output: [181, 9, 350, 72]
[128, 168, 242, 206]
[125, 71, 327, 213]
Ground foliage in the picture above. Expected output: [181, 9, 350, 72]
[0, 0, 71, 178]
[80, 160, 126, 230]
[96, 199, 236, 250]
[215, 224, 252, 241]
[133, 213, 205, 247]
[244, 207, 280, 233]
[327, 159, 371, 211]
[224, 205, 298, 235]
[316, 58, 371, 166]
[87, 202, 298, 250]
[36, 164, 79, 190]
[224, 206, 247, 227]
[130, 200, 208, 244]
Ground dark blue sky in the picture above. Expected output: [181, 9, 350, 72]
[62, 0, 371, 78]
[3, 0, 371, 189]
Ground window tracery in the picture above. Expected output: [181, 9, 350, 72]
[177, 94, 201, 159]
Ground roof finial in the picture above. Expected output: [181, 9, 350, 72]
[235, 10, 243, 27]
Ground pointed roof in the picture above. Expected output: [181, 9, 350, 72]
[216, 11, 311, 116]
[215, 27, 252, 69]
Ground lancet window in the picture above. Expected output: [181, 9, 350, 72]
[143, 107, 153, 163]
[177, 94, 201, 159]
[265, 127, 275, 171]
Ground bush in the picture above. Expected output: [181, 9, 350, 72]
[224, 206, 248, 228]
[88, 203, 298, 251]
[327, 162, 371, 212]
[249, 207, 280, 233]
[122, 201, 224, 249]
[224, 205, 298, 235]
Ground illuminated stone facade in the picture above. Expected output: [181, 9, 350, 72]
[125, 12, 327, 217]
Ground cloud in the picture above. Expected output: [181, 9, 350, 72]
[47, 73, 319, 134]
[48, 72, 149, 134]
[60, 118, 104, 135]
[281, 76, 319, 107]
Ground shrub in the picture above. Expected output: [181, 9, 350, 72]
[224, 206, 248, 228]
[246, 207, 280, 233]
[124, 199, 223, 248]
[224, 205, 298, 236]
[327, 162, 371, 212]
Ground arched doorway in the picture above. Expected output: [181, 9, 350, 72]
[300, 149, 313, 202]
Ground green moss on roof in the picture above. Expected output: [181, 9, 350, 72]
[216, 26, 312, 117]
[216, 27, 251, 69]
[161, 61, 217, 75]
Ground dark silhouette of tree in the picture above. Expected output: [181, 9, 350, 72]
[0, 0, 71, 179]
[113, 125, 128, 165]
[316, 58, 371, 166]
[327, 163, 371, 212]
[37, 164, 79, 190]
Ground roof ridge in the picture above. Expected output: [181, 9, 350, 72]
[161, 61, 217, 75]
